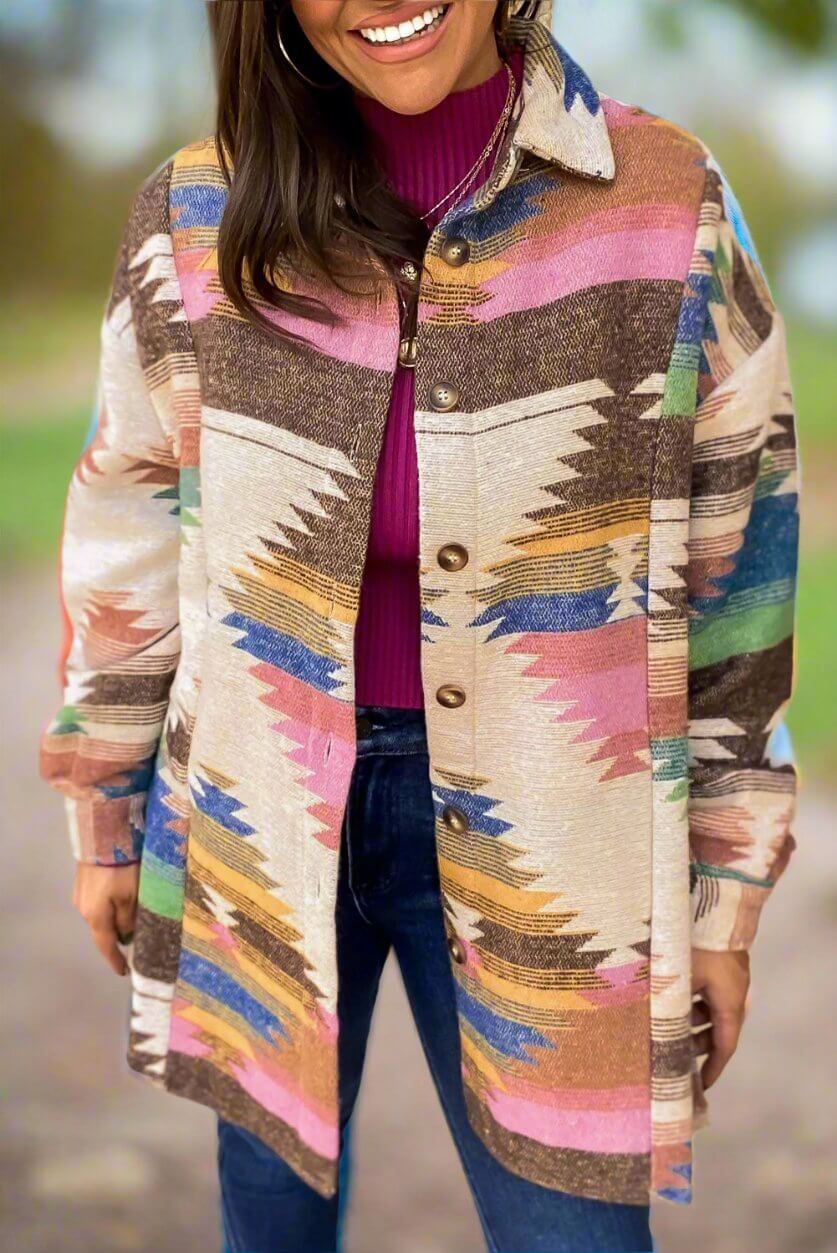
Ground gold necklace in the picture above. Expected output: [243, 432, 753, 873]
[419, 60, 517, 223]
[396, 61, 518, 368]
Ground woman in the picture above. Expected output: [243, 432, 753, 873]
[39, 1, 800, 1250]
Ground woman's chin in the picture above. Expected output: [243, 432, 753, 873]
[355, 78, 456, 115]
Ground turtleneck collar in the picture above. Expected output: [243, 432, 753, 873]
[352, 43, 524, 226]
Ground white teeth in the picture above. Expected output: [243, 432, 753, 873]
[356, 5, 447, 46]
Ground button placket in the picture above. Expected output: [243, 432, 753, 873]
[415, 212, 478, 928]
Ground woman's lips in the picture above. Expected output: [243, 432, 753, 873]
[348, 3, 454, 64]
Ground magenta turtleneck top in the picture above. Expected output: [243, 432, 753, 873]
[351, 45, 524, 709]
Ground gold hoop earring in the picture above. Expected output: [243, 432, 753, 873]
[275, 4, 342, 91]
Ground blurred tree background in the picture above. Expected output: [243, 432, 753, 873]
[667, 0, 831, 50]
[1, 0, 835, 776]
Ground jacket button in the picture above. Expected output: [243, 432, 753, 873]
[429, 382, 460, 412]
[400, 260, 419, 281]
[441, 236, 470, 267]
[447, 935, 466, 965]
[442, 805, 469, 834]
[437, 543, 468, 572]
[436, 684, 466, 709]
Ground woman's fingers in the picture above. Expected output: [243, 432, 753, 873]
[87, 902, 129, 977]
[691, 994, 713, 1060]
[73, 863, 140, 977]
[691, 1024, 712, 1058]
[691, 948, 750, 1092]
[113, 888, 138, 947]
[700, 1003, 745, 1089]
[690, 996, 712, 1029]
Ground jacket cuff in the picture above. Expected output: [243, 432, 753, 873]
[689, 867, 768, 952]
[64, 791, 145, 866]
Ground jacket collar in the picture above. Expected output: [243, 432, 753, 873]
[470, 0, 615, 214]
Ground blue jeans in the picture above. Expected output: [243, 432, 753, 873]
[218, 705, 654, 1253]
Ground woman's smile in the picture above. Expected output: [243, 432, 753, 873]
[292, 0, 502, 112]
[349, 2, 454, 63]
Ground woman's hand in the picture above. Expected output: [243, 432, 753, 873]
[73, 863, 140, 977]
[691, 948, 751, 1090]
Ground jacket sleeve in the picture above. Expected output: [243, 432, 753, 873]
[38, 163, 182, 867]
[686, 162, 800, 951]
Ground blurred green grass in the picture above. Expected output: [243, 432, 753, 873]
[0, 296, 105, 378]
[1, 308, 834, 781]
[2, 411, 91, 560]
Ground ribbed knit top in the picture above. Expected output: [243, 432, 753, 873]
[351, 44, 524, 708]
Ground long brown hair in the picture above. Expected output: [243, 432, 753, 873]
[206, 0, 520, 349]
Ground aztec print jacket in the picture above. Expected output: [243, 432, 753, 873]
[39, 0, 800, 1208]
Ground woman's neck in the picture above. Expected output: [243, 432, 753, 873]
[352, 43, 524, 226]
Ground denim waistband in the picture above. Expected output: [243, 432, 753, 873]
[354, 704, 428, 757]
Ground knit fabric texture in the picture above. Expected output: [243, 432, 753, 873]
[352, 45, 524, 707]
[38, 0, 799, 1210]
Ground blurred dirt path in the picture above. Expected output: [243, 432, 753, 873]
[3, 567, 835, 1253]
